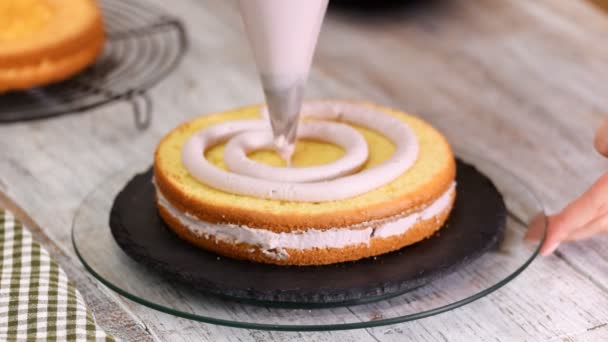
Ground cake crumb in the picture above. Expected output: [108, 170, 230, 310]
[370, 311, 383, 320]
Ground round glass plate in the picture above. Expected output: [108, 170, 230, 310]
[72, 154, 546, 331]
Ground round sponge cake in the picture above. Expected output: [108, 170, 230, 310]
[154, 102, 456, 265]
[0, 0, 105, 92]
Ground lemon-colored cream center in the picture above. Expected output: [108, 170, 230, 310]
[205, 123, 394, 171]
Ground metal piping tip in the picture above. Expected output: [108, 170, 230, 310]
[262, 77, 305, 165]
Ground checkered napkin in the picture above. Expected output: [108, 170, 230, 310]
[0, 209, 114, 341]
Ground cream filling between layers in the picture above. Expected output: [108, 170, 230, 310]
[156, 183, 456, 260]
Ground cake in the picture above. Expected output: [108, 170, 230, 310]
[154, 101, 456, 266]
[0, 0, 105, 92]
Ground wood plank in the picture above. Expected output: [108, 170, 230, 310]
[368, 257, 608, 341]
[1, 0, 608, 340]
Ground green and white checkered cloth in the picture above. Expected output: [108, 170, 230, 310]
[0, 208, 114, 341]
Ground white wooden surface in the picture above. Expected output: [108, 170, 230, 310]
[1, 0, 608, 340]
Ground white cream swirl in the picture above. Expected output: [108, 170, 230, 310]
[181, 101, 419, 202]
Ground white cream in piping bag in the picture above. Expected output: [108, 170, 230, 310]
[238, 0, 328, 161]
[156, 183, 455, 260]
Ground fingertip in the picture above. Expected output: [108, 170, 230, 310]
[540, 240, 559, 256]
[525, 213, 546, 241]
[594, 119, 608, 157]
[539, 214, 564, 256]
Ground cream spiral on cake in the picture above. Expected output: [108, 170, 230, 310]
[181, 101, 419, 202]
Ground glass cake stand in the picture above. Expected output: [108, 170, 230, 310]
[72, 154, 546, 331]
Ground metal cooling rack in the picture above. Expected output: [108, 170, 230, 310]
[0, 0, 188, 129]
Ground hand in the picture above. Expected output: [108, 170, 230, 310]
[538, 118, 608, 255]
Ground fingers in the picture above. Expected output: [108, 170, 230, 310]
[525, 213, 546, 242]
[539, 118, 608, 255]
[566, 212, 608, 241]
[540, 173, 608, 255]
[594, 118, 608, 157]
[540, 214, 567, 255]
[564, 173, 608, 219]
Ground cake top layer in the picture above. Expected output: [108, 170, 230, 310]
[0, 0, 53, 41]
[180, 102, 420, 202]
[154, 101, 455, 231]
[0, 0, 102, 63]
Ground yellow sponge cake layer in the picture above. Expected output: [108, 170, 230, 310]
[0, 0, 105, 92]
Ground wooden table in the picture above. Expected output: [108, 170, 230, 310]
[2, 0, 608, 340]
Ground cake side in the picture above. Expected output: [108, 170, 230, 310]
[157, 189, 456, 266]
[0, 35, 104, 92]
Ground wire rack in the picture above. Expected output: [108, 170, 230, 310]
[0, 0, 187, 129]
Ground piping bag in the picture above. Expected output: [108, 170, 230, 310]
[238, 0, 329, 163]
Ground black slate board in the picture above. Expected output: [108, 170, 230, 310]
[109, 160, 506, 307]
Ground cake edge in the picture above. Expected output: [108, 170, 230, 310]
[157, 190, 456, 266]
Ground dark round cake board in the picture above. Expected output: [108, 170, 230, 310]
[109, 160, 506, 307]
